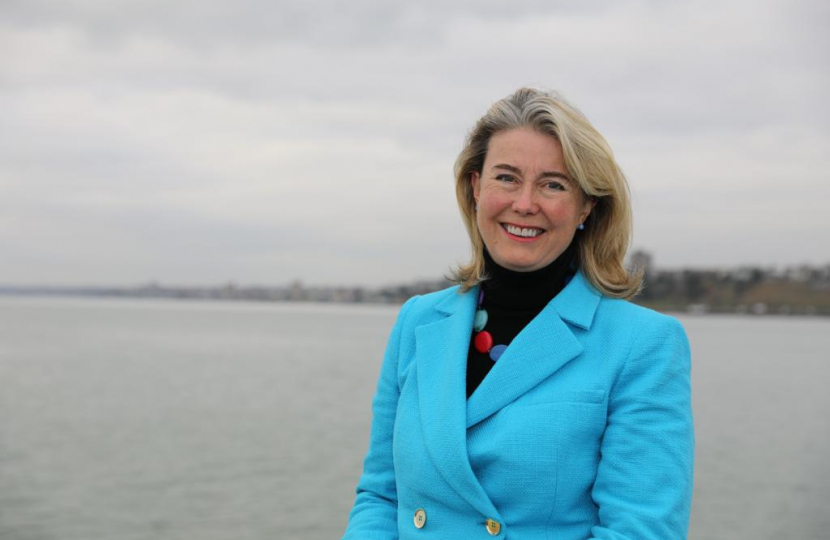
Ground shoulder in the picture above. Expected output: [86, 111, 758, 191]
[395, 284, 463, 322]
[405, 284, 460, 307]
[596, 296, 686, 335]
[386, 285, 465, 379]
[589, 296, 690, 363]
[385, 285, 465, 352]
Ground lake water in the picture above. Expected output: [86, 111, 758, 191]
[0, 296, 828, 540]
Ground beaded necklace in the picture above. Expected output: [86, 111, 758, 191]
[470, 245, 578, 365]
[472, 288, 509, 361]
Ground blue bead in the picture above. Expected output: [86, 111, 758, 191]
[473, 309, 488, 332]
[478, 288, 485, 305]
[489, 344, 507, 361]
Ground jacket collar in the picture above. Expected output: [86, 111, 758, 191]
[434, 269, 601, 328]
[550, 270, 602, 330]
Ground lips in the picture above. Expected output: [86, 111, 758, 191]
[502, 223, 545, 238]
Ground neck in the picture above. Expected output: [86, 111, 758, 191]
[482, 243, 577, 310]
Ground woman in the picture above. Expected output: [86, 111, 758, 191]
[341, 88, 694, 540]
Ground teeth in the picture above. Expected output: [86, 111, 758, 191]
[505, 224, 542, 238]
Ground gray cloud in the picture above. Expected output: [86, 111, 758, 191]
[1, 0, 827, 286]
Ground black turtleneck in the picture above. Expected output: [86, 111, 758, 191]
[466, 242, 577, 399]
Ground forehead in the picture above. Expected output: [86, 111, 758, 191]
[484, 127, 565, 171]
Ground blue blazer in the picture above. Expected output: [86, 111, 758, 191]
[342, 271, 694, 540]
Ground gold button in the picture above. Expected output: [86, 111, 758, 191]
[485, 518, 501, 536]
[413, 508, 427, 529]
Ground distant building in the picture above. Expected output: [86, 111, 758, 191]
[287, 279, 307, 301]
[629, 250, 653, 276]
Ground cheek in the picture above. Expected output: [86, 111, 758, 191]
[546, 200, 583, 225]
[477, 208, 501, 238]
[478, 189, 511, 216]
[476, 199, 507, 244]
[476, 197, 495, 222]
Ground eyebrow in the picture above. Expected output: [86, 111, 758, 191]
[492, 163, 572, 182]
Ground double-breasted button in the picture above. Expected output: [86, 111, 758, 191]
[413, 508, 426, 529]
[485, 518, 501, 536]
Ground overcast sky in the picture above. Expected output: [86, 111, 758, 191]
[1, 0, 828, 287]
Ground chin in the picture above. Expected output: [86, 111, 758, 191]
[501, 258, 546, 272]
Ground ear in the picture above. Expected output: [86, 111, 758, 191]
[471, 171, 481, 202]
[580, 196, 597, 224]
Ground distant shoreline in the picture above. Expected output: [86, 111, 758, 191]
[2, 263, 829, 318]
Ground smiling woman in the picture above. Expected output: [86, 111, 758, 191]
[341, 88, 694, 540]
[454, 88, 640, 298]
[470, 127, 594, 273]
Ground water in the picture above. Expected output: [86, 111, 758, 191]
[0, 296, 828, 540]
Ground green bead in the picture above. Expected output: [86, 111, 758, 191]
[474, 309, 488, 332]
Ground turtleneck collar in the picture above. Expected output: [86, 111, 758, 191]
[481, 242, 577, 311]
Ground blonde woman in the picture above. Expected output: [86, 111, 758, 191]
[342, 88, 694, 540]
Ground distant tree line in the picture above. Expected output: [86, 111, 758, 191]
[2, 252, 828, 316]
[629, 251, 830, 316]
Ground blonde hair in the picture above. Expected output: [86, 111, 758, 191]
[452, 87, 642, 299]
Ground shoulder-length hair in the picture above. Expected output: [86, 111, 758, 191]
[452, 87, 642, 299]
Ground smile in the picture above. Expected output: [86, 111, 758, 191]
[502, 224, 545, 238]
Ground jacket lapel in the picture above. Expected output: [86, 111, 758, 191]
[415, 288, 501, 518]
[466, 270, 601, 429]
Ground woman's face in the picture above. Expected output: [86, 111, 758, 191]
[471, 127, 594, 272]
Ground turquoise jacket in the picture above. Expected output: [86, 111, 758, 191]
[342, 271, 694, 540]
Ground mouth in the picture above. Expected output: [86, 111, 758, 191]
[501, 223, 545, 239]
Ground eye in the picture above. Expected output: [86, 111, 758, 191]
[495, 174, 516, 183]
[545, 180, 566, 191]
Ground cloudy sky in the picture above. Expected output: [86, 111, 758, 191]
[2, 0, 828, 287]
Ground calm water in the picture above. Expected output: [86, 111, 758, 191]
[0, 296, 828, 540]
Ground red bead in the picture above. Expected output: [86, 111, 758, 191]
[474, 331, 493, 353]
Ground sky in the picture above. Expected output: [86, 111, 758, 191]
[1, 0, 828, 287]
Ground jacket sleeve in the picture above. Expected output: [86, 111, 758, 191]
[341, 295, 419, 540]
[589, 315, 695, 540]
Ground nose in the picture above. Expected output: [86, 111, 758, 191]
[511, 183, 539, 215]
